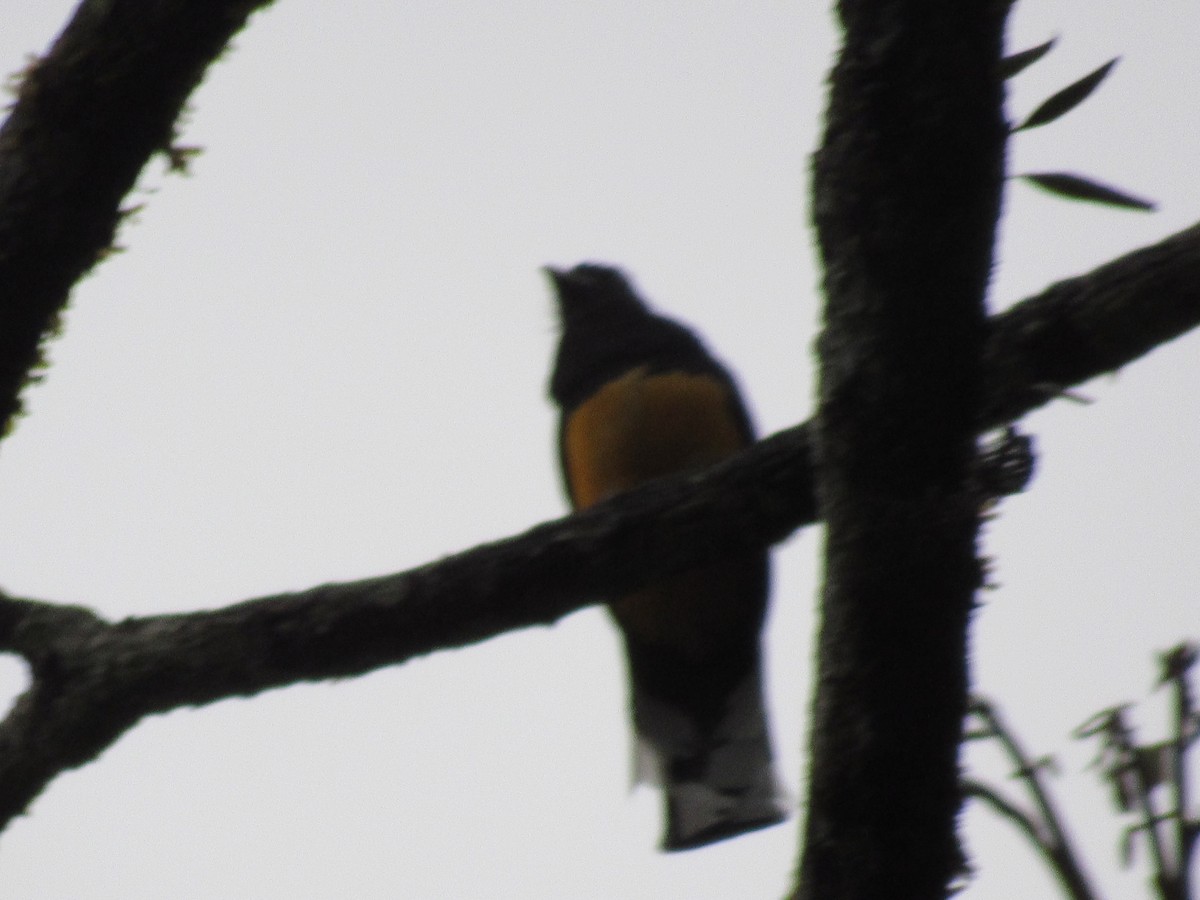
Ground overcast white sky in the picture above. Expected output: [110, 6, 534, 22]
[0, 1, 1198, 898]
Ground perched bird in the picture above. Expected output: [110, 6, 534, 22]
[546, 263, 787, 851]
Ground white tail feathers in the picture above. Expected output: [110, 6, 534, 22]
[630, 671, 789, 851]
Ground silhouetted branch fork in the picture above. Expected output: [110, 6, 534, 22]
[968, 699, 1102, 900]
[963, 778, 1050, 845]
[3, 0, 1200, 444]
[5, 0, 1200, 865]
[963, 779, 1100, 900]
[0, 426, 812, 829]
[2, 223, 1200, 829]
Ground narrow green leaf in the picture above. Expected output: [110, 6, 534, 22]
[1120, 828, 1136, 868]
[1014, 57, 1120, 131]
[1020, 172, 1156, 211]
[1156, 642, 1197, 685]
[999, 37, 1057, 79]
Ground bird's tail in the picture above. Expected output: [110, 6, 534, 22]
[629, 666, 788, 851]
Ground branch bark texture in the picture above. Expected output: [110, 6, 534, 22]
[1, 214, 1197, 834]
[0, 428, 812, 828]
[0, 0, 274, 436]
[2, 0, 1200, 883]
[797, 1, 1009, 897]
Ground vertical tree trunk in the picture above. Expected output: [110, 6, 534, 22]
[794, 2, 1009, 898]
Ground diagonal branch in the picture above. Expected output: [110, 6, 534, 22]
[963, 779, 1098, 900]
[0, 426, 812, 830]
[984, 221, 1200, 426]
[2, 0, 1200, 858]
[0, 0, 276, 437]
[1, 214, 1199, 833]
[967, 699, 1102, 900]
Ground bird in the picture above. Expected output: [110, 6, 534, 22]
[545, 262, 787, 851]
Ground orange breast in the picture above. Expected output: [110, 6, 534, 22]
[563, 367, 746, 509]
[562, 367, 754, 655]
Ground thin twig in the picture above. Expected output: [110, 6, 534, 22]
[971, 700, 1102, 900]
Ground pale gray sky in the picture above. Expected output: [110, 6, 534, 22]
[0, 2, 1197, 897]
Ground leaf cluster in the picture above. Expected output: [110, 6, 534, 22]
[970, 643, 1200, 900]
[1004, 40, 1153, 211]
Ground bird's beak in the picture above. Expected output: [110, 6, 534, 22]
[543, 266, 573, 305]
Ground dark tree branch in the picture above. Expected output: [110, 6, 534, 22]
[1, 210, 1199, 836]
[0, 429, 812, 830]
[967, 700, 1102, 900]
[984, 221, 1200, 426]
[2, 0, 1200, 878]
[962, 780, 1054, 863]
[962, 780, 1099, 900]
[796, 0, 1009, 897]
[0, 0, 275, 437]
